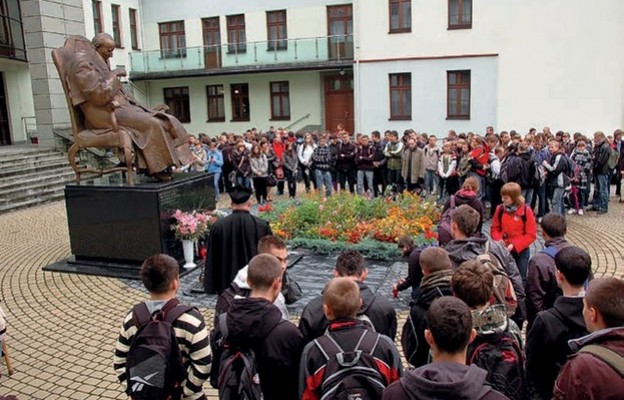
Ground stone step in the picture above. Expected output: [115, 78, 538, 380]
[0, 169, 76, 192]
[0, 152, 68, 169]
[0, 159, 72, 179]
[0, 175, 75, 203]
[0, 191, 65, 214]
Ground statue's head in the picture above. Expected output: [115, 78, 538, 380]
[92, 33, 115, 60]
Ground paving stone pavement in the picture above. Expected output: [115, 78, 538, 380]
[0, 195, 622, 399]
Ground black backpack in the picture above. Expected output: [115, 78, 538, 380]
[437, 195, 456, 246]
[125, 299, 193, 400]
[217, 313, 264, 400]
[314, 330, 387, 400]
[468, 328, 526, 400]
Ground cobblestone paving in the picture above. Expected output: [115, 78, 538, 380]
[0, 195, 622, 399]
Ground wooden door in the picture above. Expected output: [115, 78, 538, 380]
[324, 74, 354, 134]
[327, 5, 353, 60]
[0, 72, 10, 145]
[202, 17, 221, 68]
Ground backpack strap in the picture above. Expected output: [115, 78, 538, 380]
[132, 303, 153, 328]
[355, 330, 380, 356]
[218, 313, 229, 341]
[450, 195, 456, 209]
[496, 205, 504, 227]
[578, 344, 624, 377]
[313, 333, 344, 361]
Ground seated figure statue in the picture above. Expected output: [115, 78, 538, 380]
[61, 33, 192, 181]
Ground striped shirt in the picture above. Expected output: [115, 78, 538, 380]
[113, 301, 211, 400]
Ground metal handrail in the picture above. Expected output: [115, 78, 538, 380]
[285, 113, 311, 130]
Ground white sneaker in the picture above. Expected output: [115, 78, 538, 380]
[578, 209, 584, 216]
[567, 209, 576, 215]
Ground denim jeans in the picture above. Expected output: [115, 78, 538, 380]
[522, 188, 534, 208]
[315, 169, 333, 197]
[424, 170, 438, 194]
[595, 173, 609, 211]
[212, 172, 221, 198]
[237, 175, 251, 189]
[535, 183, 547, 217]
[357, 170, 374, 196]
[513, 247, 531, 285]
[552, 187, 566, 215]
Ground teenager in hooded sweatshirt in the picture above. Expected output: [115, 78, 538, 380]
[441, 176, 485, 237]
[383, 297, 509, 400]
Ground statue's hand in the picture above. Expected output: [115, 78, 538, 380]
[152, 104, 170, 113]
[113, 67, 127, 78]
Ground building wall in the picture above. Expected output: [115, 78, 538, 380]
[357, 56, 497, 135]
[355, 0, 624, 134]
[82, 0, 141, 72]
[144, 71, 322, 136]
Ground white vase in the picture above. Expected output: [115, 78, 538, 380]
[181, 239, 197, 269]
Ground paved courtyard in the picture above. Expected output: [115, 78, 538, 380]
[0, 196, 622, 399]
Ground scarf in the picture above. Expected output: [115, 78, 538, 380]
[420, 269, 454, 291]
[471, 304, 509, 336]
[504, 204, 519, 213]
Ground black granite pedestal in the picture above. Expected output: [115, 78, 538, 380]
[44, 172, 215, 279]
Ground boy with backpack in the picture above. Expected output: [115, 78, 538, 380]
[383, 297, 509, 400]
[525, 246, 591, 400]
[214, 254, 304, 400]
[299, 277, 403, 400]
[113, 254, 211, 400]
[452, 260, 525, 400]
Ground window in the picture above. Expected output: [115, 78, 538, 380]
[230, 83, 250, 121]
[270, 81, 290, 120]
[448, 0, 472, 29]
[389, 73, 411, 120]
[447, 70, 471, 119]
[164, 87, 190, 123]
[389, 0, 411, 33]
[159, 21, 186, 58]
[111, 4, 121, 47]
[266, 10, 287, 50]
[92, 1, 103, 34]
[129, 8, 139, 50]
[226, 14, 246, 53]
[206, 85, 225, 122]
[0, 0, 27, 61]
[327, 5, 353, 60]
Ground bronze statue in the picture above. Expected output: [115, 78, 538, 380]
[53, 34, 193, 183]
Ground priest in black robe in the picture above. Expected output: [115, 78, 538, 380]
[203, 186, 272, 293]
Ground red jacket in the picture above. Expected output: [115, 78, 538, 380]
[469, 145, 490, 176]
[272, 142, 285, 162]
[490, 204, 537, 254]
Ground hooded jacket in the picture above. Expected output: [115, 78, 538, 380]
[299, 281, 397, 343]
[553, 327, 624, 400]
[224, 297, 304, 400]
[525, 296, 588, 400]
[441, 189, 485, 235]
[382, 362, 508, 400]
[444, 237, 526, 324]
[401, 270, 454, 367]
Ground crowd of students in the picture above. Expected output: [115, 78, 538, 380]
[113, 206, 623, 399]
[185, 126, 624, 219]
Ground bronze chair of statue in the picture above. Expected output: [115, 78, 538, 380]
[52, 36, 135, 185]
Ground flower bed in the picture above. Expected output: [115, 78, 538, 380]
[259, 192, 440, 260]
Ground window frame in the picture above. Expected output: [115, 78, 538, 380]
[159, 20, 186, 58]
[269, 81, 291, 121]
[389, 0, 411, 33]
[111, 4, 122, 48]
[230, 83, 250, 122]
[226, 14, 246, 54]
[92, 1, 103, 34]
[206, 84, 225, 122]
[129, 8, 139, 50]
[447, 70, 471, 120]
[448, 0, 472, 30]
[163, 87, 191, 123]
[266, 10, 287, 51]
[389, 73, 412, 121]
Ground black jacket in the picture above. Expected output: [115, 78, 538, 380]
[525, 296, 588, 400]
[593, 139, 611, 175]
[223, 297, 304, 400]
[401, 283, 453, 367]
[336, 141, 357, 171]
[299, 281, 397, 343]
[383, 362, 509, 400]
[397, 247, 423, 294]
[525, 237, 570, 329]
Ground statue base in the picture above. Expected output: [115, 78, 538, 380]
[44, 172, 215, 279]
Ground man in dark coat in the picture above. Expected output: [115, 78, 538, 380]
[298, 250, 397, 343]
[203, 186, 272, 294]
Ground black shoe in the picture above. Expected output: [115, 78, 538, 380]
[587, 207, 600, 212]
[597, 210, 608, 215]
